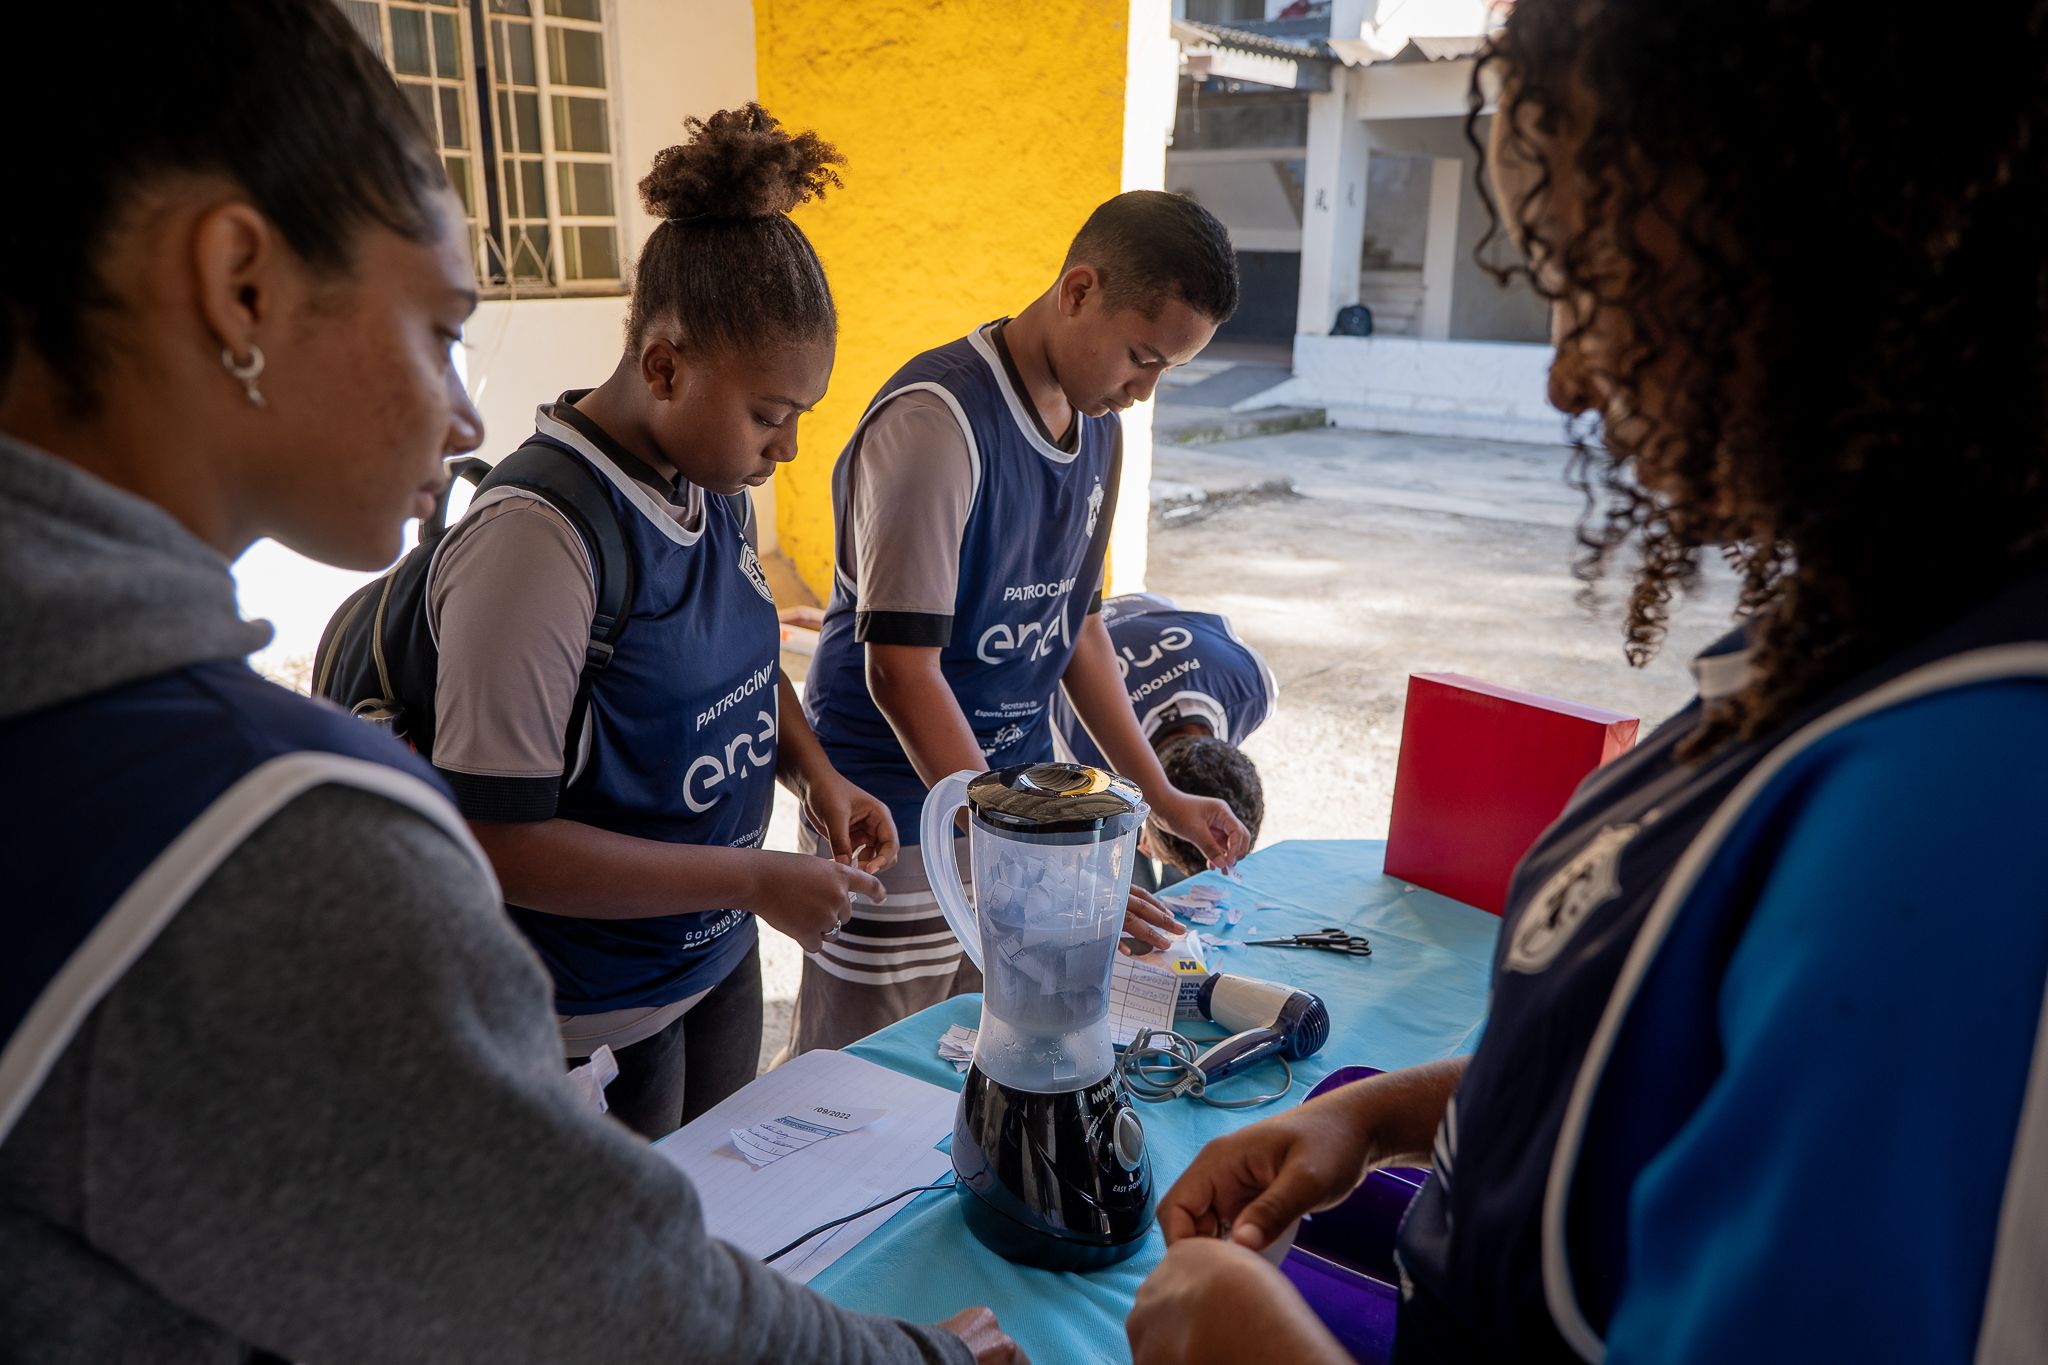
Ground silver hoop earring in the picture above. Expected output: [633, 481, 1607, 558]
[220, 345, 266, 408]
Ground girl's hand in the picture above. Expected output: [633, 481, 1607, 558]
[1121, 883, 1184, 953]
[1148, 788, 1251, 873]
[749, 852, 885, 953]
[1156, 1085, 1381, 1250]
[1127, 1238, 1349, 1365]
[801, 776, 900, 874]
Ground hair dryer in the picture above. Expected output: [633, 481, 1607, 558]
[1187, 973, 1331, 1083]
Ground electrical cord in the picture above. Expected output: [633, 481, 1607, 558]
[1117, 1028, 1294, 1109]
[761, 1176, 959, 1264]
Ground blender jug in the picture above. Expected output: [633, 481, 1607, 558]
[922, 762, 1158, 1269]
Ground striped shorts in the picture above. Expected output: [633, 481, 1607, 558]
[780, 824, 983, 1057]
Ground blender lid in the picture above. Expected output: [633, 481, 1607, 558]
[967, 763, 1147, 837]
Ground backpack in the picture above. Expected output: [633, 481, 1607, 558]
[1331, 303, 1375, 337]
[312, 437, 634, 786]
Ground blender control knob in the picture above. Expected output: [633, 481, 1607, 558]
[1113, 1109, 1145, 1171]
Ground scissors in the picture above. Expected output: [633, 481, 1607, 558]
[1244, 927, 1372, 957]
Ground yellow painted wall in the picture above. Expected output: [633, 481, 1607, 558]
[754, 0, 1140, 598]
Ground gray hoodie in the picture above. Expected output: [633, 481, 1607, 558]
[0, 436, 972, 1365]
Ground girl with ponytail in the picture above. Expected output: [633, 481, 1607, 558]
[425, 106, 894, 1139]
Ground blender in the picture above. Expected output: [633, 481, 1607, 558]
[921, 762, 1156, 1270]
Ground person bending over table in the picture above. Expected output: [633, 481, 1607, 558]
[1049, 593, 1274, 892]
[0, 6, 1016, 1361]
[1130, 2, 2048, 1362]
[787, 192, 1255, 1054]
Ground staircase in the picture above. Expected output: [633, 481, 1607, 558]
[1358, 265, 1426, 338]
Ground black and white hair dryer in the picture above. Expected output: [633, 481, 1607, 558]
[1187, 973, 1331, 1082]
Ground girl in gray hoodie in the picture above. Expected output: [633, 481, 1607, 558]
[0, 3, 1016, 1362]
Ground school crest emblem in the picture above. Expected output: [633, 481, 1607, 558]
[1503, 822, 1640, 974]
[738, 540, 775, 603]
[1086, 479, 1105, 537]
[981, 722, 1025, 756]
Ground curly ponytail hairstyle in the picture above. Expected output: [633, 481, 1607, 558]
[627, 104, 844, 355]
[1473, 1, 2048, 752]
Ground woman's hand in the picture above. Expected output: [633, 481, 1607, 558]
[801, 775, 900, 874]
[1121, 883, 1185, 953]
[1158, 1059, 1467, 1251]
[1127, 1238, 1350, 1365]
[1148, 788, 1251, 873]
[1156, 1085, 1382, 1252]
[937, 1307, 1028, 1364]
[746, 852, 884, 953]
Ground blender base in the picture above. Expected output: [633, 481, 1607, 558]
[950, 1064, 1156, 1271]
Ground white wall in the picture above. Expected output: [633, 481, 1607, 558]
[1260, 334, 1561, 444]
[1113, 0, 1178, 595]
[613, 0, 757, 257]
[237, 0, 759, 682]
[1295, 71, 1373, 337]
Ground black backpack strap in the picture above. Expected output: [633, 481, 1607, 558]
[423, 457, 496, 549]
[474, 440, 636, 787]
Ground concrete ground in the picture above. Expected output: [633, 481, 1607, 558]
[750, 421, 1740, 1073]
[1142, 426, 1738, 857]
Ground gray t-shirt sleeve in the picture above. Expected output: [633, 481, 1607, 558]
[0, 787, 970, 1365]
[848, 392, 976, 648]
[427, 494, 596, 821]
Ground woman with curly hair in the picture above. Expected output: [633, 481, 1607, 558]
[1130, 1, 2048, 1361]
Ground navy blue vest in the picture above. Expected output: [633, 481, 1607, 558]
[1393, 568, 2048, 1361]
[805, 324, 1122, 837]
[1049, 594, 1276, 769]
[0, 660, 469, 1143]
[499, 410, 774, 1015]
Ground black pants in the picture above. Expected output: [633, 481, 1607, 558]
[570, 941, 763, 1142]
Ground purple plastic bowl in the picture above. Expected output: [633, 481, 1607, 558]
[1279, 1246, 1401, 1363]
[1280, 1066, 1431, 1364]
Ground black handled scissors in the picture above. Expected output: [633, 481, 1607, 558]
[1244, 927, 1372, 957]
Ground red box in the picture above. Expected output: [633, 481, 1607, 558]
[1384, 674, 1639, 915]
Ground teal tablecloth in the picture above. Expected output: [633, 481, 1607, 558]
[807, 839, 1500, 1364]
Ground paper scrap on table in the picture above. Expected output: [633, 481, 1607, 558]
[1168, 898, 1225, 926]
[1161, 884, 1286, 926]
[938, 1023, 977, 1072]
[731, 1104, 885, 1168]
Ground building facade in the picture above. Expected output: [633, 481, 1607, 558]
[1168, 0, 1560, 443]
[242, 0, 1175, 678]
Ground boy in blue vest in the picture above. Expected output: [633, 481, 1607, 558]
[1050, 592, 1275, 890]
[789, 192, 1253, 1053]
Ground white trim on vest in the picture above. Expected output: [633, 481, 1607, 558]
[831, 380, 988, 603]
[966, 324, 1083, 466]
[1138, 689, 1233, 746]
[1977, 955, 2048, 1362]
[1542, 645, 2048, 1362]
[532, 408, 707, 548]
[0, 754, 493, 1146]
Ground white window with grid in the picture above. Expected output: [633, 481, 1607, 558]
[338, 0, 624, 295]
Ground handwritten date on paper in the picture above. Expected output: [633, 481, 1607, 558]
[730, 1104, 886, 1168]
